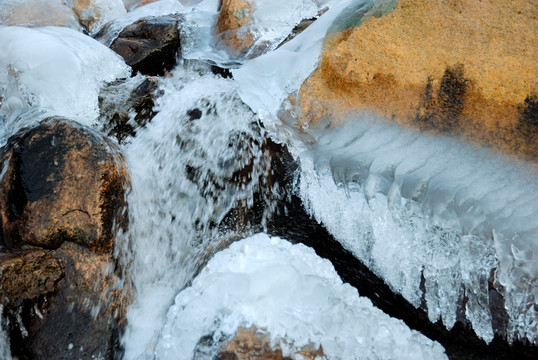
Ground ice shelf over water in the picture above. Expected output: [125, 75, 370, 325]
[298, 115, 538, 344]
[155, 233, 448, 360]
[0, 25, 130, 143]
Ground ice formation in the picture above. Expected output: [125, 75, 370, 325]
[0, 26, 130, 142]
[155, 233, 448, 360]
[297, 115, 538, 343]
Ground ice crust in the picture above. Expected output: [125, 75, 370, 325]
[297, 116, 538, 344]
[155, 233, 448, 360]
[0, 26, 130, 142]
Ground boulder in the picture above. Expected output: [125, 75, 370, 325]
[0, 0, 82, 31]
[216, 0, 254, 57]
[0, 118, 129, 253]
[0, 243, 126, 360]
[99, 76, 162, 142]
[0, 118, 129, 359]
[71, 0, 127, 34]
[105, 15, 183, 76]
[298, 0, 538, 160]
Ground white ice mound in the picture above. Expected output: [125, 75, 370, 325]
[298, 115, 538, 344]
[155, 233, 447, 360]
[0, 26, 130, 138]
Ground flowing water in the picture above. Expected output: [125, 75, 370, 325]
[0, 0, 536, 359]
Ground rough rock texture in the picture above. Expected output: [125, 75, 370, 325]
[0, 118, 129, 253]
[107, 15, 182, 76]
[216, 0, 254, 57]
[0, 243, 127, 360]
[215, 327, 324, 360]
[298, 0, 538, 160]
[99, 76, 162, 142]
[0, 0, 82, 31]
[71, 0, 127, 34]
[0, 118, 129, 359]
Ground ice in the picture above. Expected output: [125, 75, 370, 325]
[297, 115, 538, 343]
[0, 26, 130, 142]
[154, 233, 447, 360]
[0, 0, 82, 31]
[0, 314, 12, 360]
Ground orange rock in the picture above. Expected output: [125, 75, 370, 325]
[216, 326, 325, 360]
[0, 0, 82, 30]
[298, 0, 538, 160]
[0, 118, 129, 253]
[216, 0, 255, 57]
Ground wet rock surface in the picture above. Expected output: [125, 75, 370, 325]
[0, 118, 129, 359]
[298, 0, 538, 160]
[101, 15, 183, 76]
[0, 117, 128, 253]
[99, 76, 162, 142]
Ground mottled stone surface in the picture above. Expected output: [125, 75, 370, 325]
[107, 15, 182, 76]
[216, 0, 254, 57]
[215, 327, 324, 360]
[0, 0, 82, 31]
[0, 118, 129, 253]
[298, 0, 538, 160]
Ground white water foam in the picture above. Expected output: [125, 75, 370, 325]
[155, 233, 447, 360]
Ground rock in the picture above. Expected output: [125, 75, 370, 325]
[99, 76, 162, 142]
[216, 0, 254, 57]
[0, 0, 82, 31]
[298, 0, 538, 160]
[0, 118, 129, 253]
[1, 242, 126, 360]
[105, 15, 183, 76]
[214, 327, 324, 360]
[71, 0, 127, 34]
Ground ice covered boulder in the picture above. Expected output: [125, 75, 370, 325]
[216, 0, 333, 59]
[71, 0, 127, 34]
[298, 0, 538, 160]
[0, 26, 130, 130]
[0, 0, 82, 31]
[155, 233, 447, 359]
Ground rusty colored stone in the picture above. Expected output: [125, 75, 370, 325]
[298, 0, 538, 160]
[0, 117, 129, 253]
[0, 250, 63, 305]
[216, 0, 255, 57]
[216, 327, 324, 360]
[106, 15, 182, 76]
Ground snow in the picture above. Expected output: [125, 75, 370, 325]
[0, 26, 130, 142]
[0, 0, 82, 31]
[155, 233, 447, 360]
[297, 114, 538, 343]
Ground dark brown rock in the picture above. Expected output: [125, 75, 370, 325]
[106, 15, 183, 76]
[0, 117, 129, 253]
[1, 242, 126, 360]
